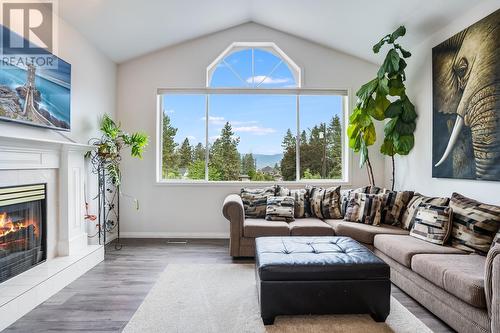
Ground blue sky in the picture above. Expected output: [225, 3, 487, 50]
[162, 49, 343, 155]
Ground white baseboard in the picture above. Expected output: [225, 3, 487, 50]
[120, 231, 229, 239]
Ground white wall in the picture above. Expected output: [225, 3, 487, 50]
[0, 17, 117, 241]
[116, 22, 381, 238]
[0, 20, 116, 144]
[391, 0, 500, 204]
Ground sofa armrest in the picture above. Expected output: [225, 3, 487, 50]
[223, 194, 245, 227]
[485, 243, 500, 331]
[222, 194, 245, 256]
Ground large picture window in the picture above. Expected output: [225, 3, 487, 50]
[158, 43, 348, 183]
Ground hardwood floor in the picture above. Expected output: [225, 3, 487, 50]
[4, 239, 455, 333]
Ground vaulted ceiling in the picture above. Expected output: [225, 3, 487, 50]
[59, 0, 485, 64]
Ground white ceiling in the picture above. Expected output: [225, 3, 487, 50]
[59, 0, 485, 64]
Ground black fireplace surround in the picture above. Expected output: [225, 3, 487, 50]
[0, 183, 47, 283]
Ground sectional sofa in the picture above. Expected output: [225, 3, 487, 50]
[222, 192, 500, 333]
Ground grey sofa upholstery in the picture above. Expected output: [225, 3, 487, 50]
[222, 194, 500, 333]
[222, 194, 404, 256]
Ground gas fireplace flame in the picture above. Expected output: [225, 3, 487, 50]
[0, 212, 38, 239]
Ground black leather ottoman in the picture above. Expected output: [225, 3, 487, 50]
[255, 236, 390, 325]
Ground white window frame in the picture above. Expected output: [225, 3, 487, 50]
[206, 42, 302, 88]
[156, 87, 351, 186]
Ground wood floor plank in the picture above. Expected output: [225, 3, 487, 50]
[4, 238, 456, 332]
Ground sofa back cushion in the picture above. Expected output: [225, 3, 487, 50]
[276, 186, 311, 218]
[450, 192, 500, 255]
[265, 196, 295, 222]
[401, 194, 450, 230]
[409, 204, 453, 245]
[309, 186, 342, 219]
[344, 192, 385, 225]
[240, 186, 276, 218]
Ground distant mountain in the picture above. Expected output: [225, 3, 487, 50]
[253, 154, 284, 170]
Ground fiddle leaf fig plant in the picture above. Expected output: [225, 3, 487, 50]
[348, 25, 417, 189]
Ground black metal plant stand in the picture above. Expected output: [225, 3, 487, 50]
[97, 166, 122, 251]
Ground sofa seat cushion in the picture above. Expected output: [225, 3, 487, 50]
[411, 254, 486, 308]
[326, 219, 408, 244]
[244, 219, 290, 238]
[374, 235, 465, 267]
[289, 218, 334, 236]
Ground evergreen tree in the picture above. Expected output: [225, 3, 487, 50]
[162, 113, 178, 177]
[193, 142, 205, 161]
[327, 115, 343, 179]
[282, 129, 296, 150]
[210, 122, 240, 181]
[305, 124, 326, 177]
[188, 159, 221, 180]
[280, 128, 297, 181]
[178, 138, 193, 169]
[281, 147, 296, 181]
[241, 153, 256, 178]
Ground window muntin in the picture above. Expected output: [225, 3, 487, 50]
[207, 43, 300, 88]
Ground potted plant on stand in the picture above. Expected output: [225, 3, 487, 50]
[86, 114, 148, 248]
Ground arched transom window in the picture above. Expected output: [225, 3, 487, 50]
[207, 42, 301, 88]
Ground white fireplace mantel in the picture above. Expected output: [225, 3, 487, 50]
[0, 134, 92, 255]
[0, 134, 104, 330]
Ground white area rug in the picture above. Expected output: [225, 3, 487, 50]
[123, 264, 433, 333]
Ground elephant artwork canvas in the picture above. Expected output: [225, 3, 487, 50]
[432, 9, 500, 181]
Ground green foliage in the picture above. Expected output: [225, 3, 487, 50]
[187, 159, 221, 180]
[193, 143, 205, 161]
[241, 153, 256, 178]
[178, 138, 193, 169]
[162, 113, 179, 177]
[90, 114, 149, 186]
[303, 168, 321, 179]
[209, 122, 241, 181]
[251, 172, 274, 181]
[280, 115, 343, 181]
[162, 115, 342, 182]
[348, 25, 417, 177]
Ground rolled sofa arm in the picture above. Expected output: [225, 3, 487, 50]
[222, 194, 245, 257]
[485, 243, 500, 332]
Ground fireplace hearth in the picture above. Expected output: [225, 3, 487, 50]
[0, 184, 47, 283]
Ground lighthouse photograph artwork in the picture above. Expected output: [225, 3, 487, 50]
[0, 28, 71, 131]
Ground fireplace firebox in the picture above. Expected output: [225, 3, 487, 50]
[0, 184, 47, 283]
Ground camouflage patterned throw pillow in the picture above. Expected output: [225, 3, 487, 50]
[240, 186, 276, 218]
[450, 193, 500, 255]
[401, 194, 450, 230]
[410, 204, 453, 245]
[265, 196, 295, 222]
[309, 186, 342, 219]
[341, 186, 382, 217]
[380, 189, 414, 226]
[344, 192, 385, 225]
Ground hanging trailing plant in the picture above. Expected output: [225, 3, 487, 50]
[348, 26, 417, 189]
